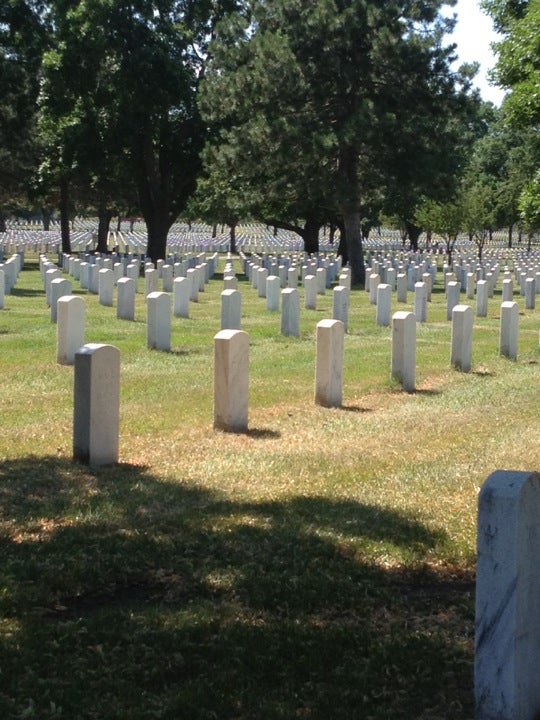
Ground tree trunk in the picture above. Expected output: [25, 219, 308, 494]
[116, 216, 122, 232]
[337, 222, 348, 264]
[338, 146, 365, 285]
[406, 221, 422, 252]
[59, 177, 72, 254]
[329, 224, 336, 245]
[97, 203, 112, 254]
[508, 224, 513, 249]
[146, 214, 171, 263]
[341, 205, 365, 285]
[0, 210, 6, 233]
[229, 222, 237, 254]
[135, 125, 174, 263]
[303, 217, 320, 254]
[41, 207, 52, 231]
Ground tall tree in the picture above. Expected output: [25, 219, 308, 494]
[483, 0, 540, 238]
[486, 0, 540, 128]
[39, 0, 239, 261]
[202, 0, 479, 284]
[0, 1, 48, 231]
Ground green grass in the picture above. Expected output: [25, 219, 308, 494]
[1, 253, 539, 718]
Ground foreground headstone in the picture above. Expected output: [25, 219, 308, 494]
[414, 281, 427, 323]
[145, 268, 158, 298]
[315, 319, 344, 407]
[50, 278, 72, 323]
[446, 281, 460, 320]
[98, 268, 114, 307]
[221, 289, 241, 330]
[57, 295, 85, 365]
[396, 273, 407, 303]
[266, 275, 280, 311]
[525, 277, 536, 310]
[162, 264, 173, 293]
[117, 277, 136, 320]
[173, 276, 190, 318]
[476, 470, 540, 720]
[213, 329, 249, 432]
[304, 274, 317, 310]
[502, 277, 514, 303]
[147, 291, 171, 351]
[376, 283, 392, 327]
[451, 304, 473, 372]
[500, 300, 519, 360]
[391, 311, 416, 392]
[187, 267, 199, 302]
[332, 285, 349, 332]
[73, 343, 120, 466]
[476, 280, 488, 318]
[281, 288, 300, 337]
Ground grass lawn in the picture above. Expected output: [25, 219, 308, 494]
[1, 251, 539, 719]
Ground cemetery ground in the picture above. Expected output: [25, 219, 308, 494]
[1, 254, 540, 720]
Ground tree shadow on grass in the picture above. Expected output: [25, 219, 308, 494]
[0, 456, 474, 720]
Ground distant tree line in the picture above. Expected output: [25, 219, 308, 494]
[1, 0, 539, 282]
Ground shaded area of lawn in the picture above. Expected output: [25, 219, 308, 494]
[0, 457, 474, 720]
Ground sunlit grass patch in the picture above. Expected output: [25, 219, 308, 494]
[0, 253, 539, 718]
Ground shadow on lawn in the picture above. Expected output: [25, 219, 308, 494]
[0, 456, 475, 720]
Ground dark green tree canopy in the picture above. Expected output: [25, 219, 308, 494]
[201, 0, 481, 279]
[0, 1, 48, 226]
[38, 0, 240, 259]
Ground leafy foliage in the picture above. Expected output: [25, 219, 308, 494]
[0, 1, 48, 222]
[200, 0, 483, 280]
[38, 0, 241, 260]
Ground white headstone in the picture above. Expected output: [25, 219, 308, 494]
[316, 267, 326, 295]
[451, 304, 473, 372]
[397, 273, 407, 303]
[224, 275, 238, 290]
[257, 267, 268, 298]
[446, 281, 460, 321]
[147, 291, 171, 351]
[502, 277, 514, 303]
[266, 275, 280, 311]
[332, 285, 349, 333]
[414, 282, 427, 323]
[287, 267, 298, 289]
[304, 274, 317, 310]
[213, 329, 249, 432]
[145, 268, 158, 299]
[391, 311, 416, 392]
[57, 295, 85, 365]
[476, 280, 488, 318]
[376, 283, 392, 327]
[187, 267, 199, 302]
[117, 277, 136, 320]
[369, 273, 380, 305]
[525, 277, 536, 310]
[51, 278, 72, 322]
[221, 289, 242, 330]
[73, 343, 120, 466]
[173, 276, 190, 318]
[500, 300, 519, 360]
[281, 288, 300, 337]
[476, 470, 540, 720]
[162, 264, 174, 292]
[315, 319, 344, 407]
[98, 268, 114, 307]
